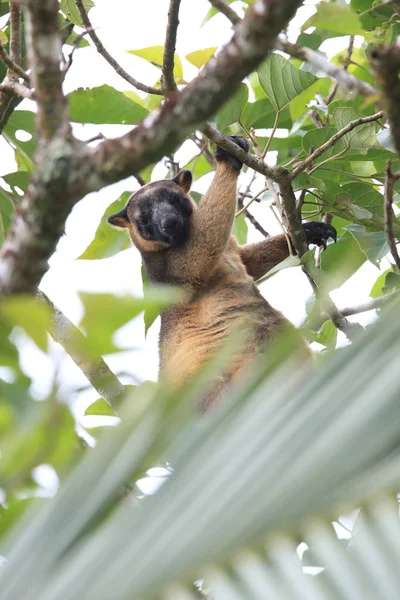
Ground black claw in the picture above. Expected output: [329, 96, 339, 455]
[302, 221, 337, 250]
[215, 135, 249, 172]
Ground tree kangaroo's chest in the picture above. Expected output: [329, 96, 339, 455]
[158, 250, 289, 386]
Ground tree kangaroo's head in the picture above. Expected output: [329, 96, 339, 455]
[108, 171, 195, 253]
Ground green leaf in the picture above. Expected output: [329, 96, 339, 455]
[242, 98, 292, 129]
[67, 85, 148, 125]
[85, 398, 116, 417]
[302, 3, 365, 36]
[257, 54, 318, 112]
[0, 187, 15, 240]
[128, 46, 183, 81]
[60, 0, 94, 27]
[78, 193, 132, 260]
[64, 31, 90, 48]
[215, 83, 248, 131]
[0, 296, 51, 352]
[80, 288, 183, 355]
[308, 320, 338, 350]
[3, 110, 36, 170]
[320, 233, 367, 290]
[382, 271, 400, 293]
[290, 78, 331, 122]
[370, 268, 391, 297]
[342, 182, 384, 217]
[185, 47, 217, 68]
[182, 154, 213, 180]
[233, 213, 248, 245]
[345, 225, 389, 266]
[257, 255, 301, 283]
[332, 107, 379, 149]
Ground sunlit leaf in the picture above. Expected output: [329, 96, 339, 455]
[84, 398, 116, 417]
[67, 85, 148, 125]
[186, 47, 217, 68]
[128, 46, 183, 81]
[320, 233, 367, 290]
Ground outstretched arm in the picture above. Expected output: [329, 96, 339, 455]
[240, 222, 337, 280]
[184, 136, 249, 280]
[240, 235, 290, 280]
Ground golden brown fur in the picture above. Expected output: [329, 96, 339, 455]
[108, 141, 331, 410]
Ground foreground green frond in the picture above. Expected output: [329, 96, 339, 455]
[1, 300, 400, 599]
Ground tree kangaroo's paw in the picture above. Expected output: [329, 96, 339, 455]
[215, 135, 249, 172]
[303, 221, 337, 250]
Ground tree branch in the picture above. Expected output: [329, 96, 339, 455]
[161, 0, 181, 93]
[276, 36, 377, 98]
[370, 42, 400, 155]
[0, 42, 29, 83]
[208, 0, 377, 98]
[202, 123, 278, 179]
[313, 290, 400, 330]
[208, 0, 240, 25]
[384, 161, 400, 270]
[275, 172, 363, 342]
[25, 0, 70, 141]
[290, 111, 384, 179]
[0, 80, 33, 98]
[0, 0, 305, 295]
[38, 292, 126, 409]
[75, 0, 163, 96]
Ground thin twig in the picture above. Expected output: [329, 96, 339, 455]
[161, 0, 181, 93]
[290, 112, 384, 179]
[237, 197, 269, 237]
[62, 27, 92, 76]
[236, 185, 269, 217]
[384, 161, 400, 270]
[208, 0, 240, 24]
[75, 0, 163, 96]
[0, 42, 29, 83]
[39, 291, 126, 409]
[261, 110, 280, 158]
[313, 289, 400, 330]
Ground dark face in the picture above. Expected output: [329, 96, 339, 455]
[134, 186, 193, 247]
[107, 171, 194, 252]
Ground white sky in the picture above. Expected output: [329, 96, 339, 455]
[0, 0, 385, 413]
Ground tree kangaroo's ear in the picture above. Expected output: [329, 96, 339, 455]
[107, 207, 130, 229]
[172, 170, 192, 193]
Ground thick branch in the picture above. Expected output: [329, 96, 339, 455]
[25, 0, 70, 141]
[276, 36, 377, 98]
[161, 0, 181, 93]
[89, 0, 303, 188]
[75, 0, 163, 96]
[0, 81, 33, 98]
[290, 111, 384, 179]
[384, 162, 400, 270]
[39, 292, 126, 408]
[370, 42, 400, 155]
[0, 0, 304, 295]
